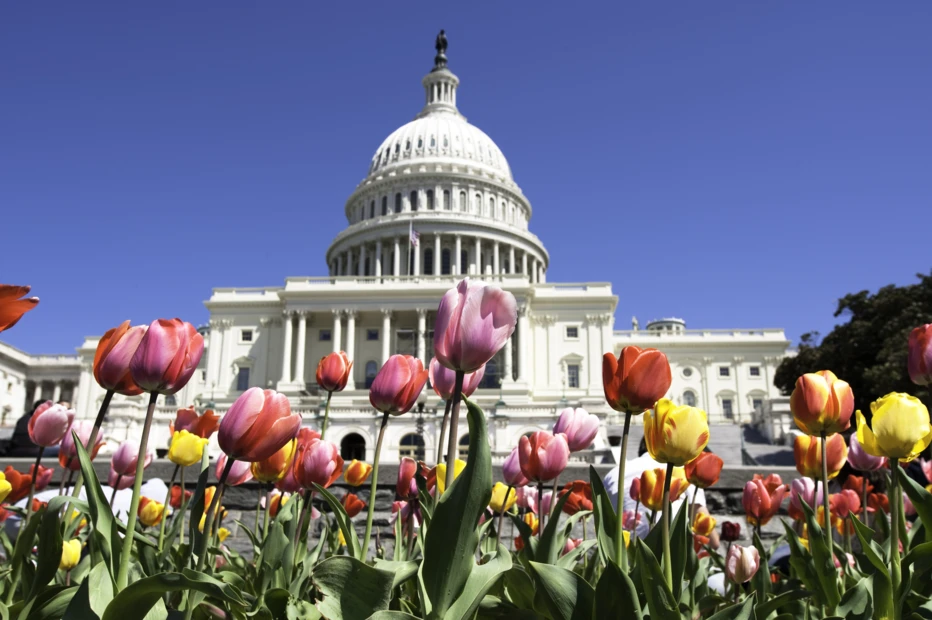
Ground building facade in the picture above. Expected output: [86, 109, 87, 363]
[0, 40, 793, 463]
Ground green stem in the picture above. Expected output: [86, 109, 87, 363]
[64, 390, 114, 532]
[195, 457, 234, 572]
[820, 432, 832, 564]
[157, 465, 180, 553]
[614, 412, 632, 570]
[254, 484, 263, 541]
[296, 489, 313, 549]
[109, 478, 121, 508]
[362, 411, 390, 561]
[116, 392, 157, 590]
[495, 485, 513, 549]
[320, 391, 333, 441]
[861, 478, 869, 530]
[890, 460, 902, 613]
[444, 371, 465, 491]
[434, 398, 452, 513]
[262, 485, 272, 541]
[24, 447, 45, 523]
[550, 477, 560, 521]
[179, 466, 187, 546]
[661, 462, 674, 591]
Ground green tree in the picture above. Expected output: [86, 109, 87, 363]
[774, 271, 932, 413]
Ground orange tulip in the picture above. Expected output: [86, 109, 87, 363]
[0, 284, 39, 333]
[868, 493, 890, 514]
[684, 452, 724, 489]
[560, 481, 593, 515]
[268, 492, 288, 518]
[4, 465, 53, 503]
[754, 473, 785, 495]
[794, 434, 847, 479]
[341, 493, 366, 518]
[344, 460, 373, 487]
[93, 321, 145, 395]
[171, 407, 221, 439]
[843, 475, 872, 495]
[640, 467, 690, 512]
[317, 352, 353, 393]
[790, 370, 854, 436]
[602, 346, 672, 414]
[138, 497, 165, 527]
[692, 510, 716, 537]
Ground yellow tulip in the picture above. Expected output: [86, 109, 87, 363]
[168, 430, 210, 467]
[338, 528, 347, 547]
[856, 393, 932, 462]
[59, 539, 82, 571]
[644, 399, 710, 466]
[217, 527, 231, 543]
[0, 472, 11, 503]
[435, 459, 466, 495]
[138, 497, 165, 527]
[623, 530, 631, 549]
[489, 482, 517, 513]
[692, 511, 716, 537]
[523, 512, 539, 535]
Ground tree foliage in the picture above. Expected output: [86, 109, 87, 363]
[774, 271, 932, 413]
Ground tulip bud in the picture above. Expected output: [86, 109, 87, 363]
[904, 492, 917, 517]
[219, 387, 300, 462]
[391, 500, 422, 528]
[553, 407, 600, 452]
[848, 433, 886, 472]
[251, 438, 297, 483]
[789, 478, 824, 521]
[344, 459, 373, 487]
[622, 510, 641, 531]
[489, 482, 517, 513]
[59, 539, 82, 571]
[515, 486, 538, 513]
[742, 478, 788, 526]
[829, 489, 860, 519]
[721, 521, 741, 542]
[316, 351, 353, 393]
[725, 545, 760, 583]
[602, 346, 672, 415]
[502, 447, 529, 488]
[129, 319, 204, 395]
[684, 452, 724, 489]
[629, 477, 641, 502]
[168, 430, 210, 467]
[435, 459, 466, 495]
[293, 438, 344, 490]
[560, 480, 593, 515]
[217, 454, 253, 486]
[108, 468, 135, 490]
[518, 431, 570, 483]
[562, 538, 583, 556]
[171, 406, 220, 439]
[59, 421, 105, 471]
[0, 284, 39, 333]
[267, 492, 288, 518]
[434, 278, 517, 373]
[857, 393, 932, 462]
[170, 485, 192, 509]
[692, 511, 716, 537]
[523, 512, 540, 535]
[341, 493, 366, 518]
[369, 355, 429, 416]
[111, 441, 154, 476]
[397, 457, 419, 499]
[93, 321, 146, 395]
[28, 401, 75, 447]
[138, 497, 165, 527]
[644, 399, 710, 466]
[790, 370, 854, 436]
[908, 324, 932, 386]
[793, 434, 847, 479]
[428, 357, 485, 401]
[639, 467, 690, 512]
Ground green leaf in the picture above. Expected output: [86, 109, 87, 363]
[100, 570, 247, 620]
[311, 555, 395, 620]
[443, 543, 512, 620]
[367, 613, 421, 620]
[7, 505, 44, 603]
[753, 589, 811, 618]
[528, 562, 594, 620]
[634, 539, 679, 620]
[537, 488, 572, 564]
[372, 560, 419, 589]
[420, 397, 493, 617]
[800, 499, 841, 609]
[595, 560, 642, 619]
[706, 595, 755, 620]
[836, 574, 873, 620]
[286, 600, 321, 620]
[74, 430, 120, 581]
[61, 579, 97, 620]
[183, 466, 210, 570]
[62, 562, 112, 620]
[502, 567, 536, 611]
[313, 484, 362, 560]
[258, 520, 289, 594]
[752, 530, 771, 600]
[508, 513, 538, 560]
[556, 539, 597, 569]
[850, 514, 889, 577]
[26, 501, 62, 602]
[902, 540, 932, 581]
[900, 468, 932, 544]
[588, 465, 618, 567]
[668, 495, 689, 599]
[19, 585, 78, 620]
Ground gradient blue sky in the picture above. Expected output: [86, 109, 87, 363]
[2, 3, 930, 354]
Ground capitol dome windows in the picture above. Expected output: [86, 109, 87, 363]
[409, 191, 418, 212]
[365, 361, 378, 388]
[381, 196, 388, 216]
[443, 190, 451, 210]
[423, 249, 434, 275]
[369, 201, 375, 219]
[441, 249, 451, 274]
[426, 189, 434, 210]
[459, 191, 467, 211]
[395, 193, 402, 214]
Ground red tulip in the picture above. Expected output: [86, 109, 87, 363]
[553, 407, 600, 452]
[218, 387, 300, 462]
[909, 324, 932, 386]
[275, 427, 319, 493]
[602, 346, 672, 414]
[28, 401, 75, 447]
[830, 489, 861, 519]
[754, 473, 785, 495]
[171, 406, 220, 439]
[129, 319, 204, 395]
[59, 420, 105, 470]
[434, 278, 517, 373]
[293, 438, 344, 489]
[742, 477, 788, 526]
[170, 485, 192, 509]
[629, 477, 641, 502]
[518, 431, 569, 482]
[217, 454, 253, 486]
[789, 370, 854, 436]
[428, 357, 485, 400]
[0, 284, 39, 333]
[369, 355, 429, 416]
[397, 457, 419, 499]
[721, 521, 741, 542]
[684, 452, 724, 489]
[341, 493, 365, 518]
[93, 321, 146, 395]
[316, 351, 353, 393]
[4, 465, 53, 503]
[560, 480, 593, 515]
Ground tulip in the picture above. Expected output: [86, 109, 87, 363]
[93, 321, 146, 395]
[293, 438, 344, 489]
[429, 357, 485, 400]
[59, 539, 82, 571]
[523, 512, 540, 536]
[560, 480, 593, 515]
[202, 486, 226, 520]
[138, 497, 165, 527]
[251, 439, 298, 483]
[790, 370, 855, 436]
[639, 467, 690, 512]
[754, 473, 785, 495]
[602, 346, 672, 414]
[0, 284, 39, 333]
[171, 406, 220, 439]
[435, 459, 466, 495]
[108, 468, 135, 490]
[830, 489, 861, 519]
[788, 478, 824, 521]
[59, 421, 105, 470]
[868, 493, 890, 514]
[921, 459, 932, 485]
[843, 474, 872, 495]
[553, 407, 600, 452]
[0, 473, 9, 503]
[490, 482, 517, 513]
[276, 463, 303, 494]
[28, 401, 75, 447]
[540, 491, 554, 516]
[856, 392, 932, 462]
[903, 493, 916, 517]
[516, 486, 538, 514]
[692, 511, 716, 537]
[216, 528, 231, 543]
[217, 454, 253, 486]
[342, 493, 366, 518]
[644, 399, 710, 467]
[168, 430, 210, 468]
[317, 351, 354, 393]
[518, 431, 569, 483]
[434, 278, 517, 373]
[343, 459, 372, 487]
[4, 466, 50, 503]
[267, 492, 288, 518]
[742, 478, 788, 527]
[170, 485, 192, 509]
[369, 355, 429, 416]
[562, 538, 583, 556]
[219, 388, 300, 462]
[391, 500, 422, 528]
[111, 441, 154, 476]
[721, 521, 741, 542]
[908, 324, 932, 386]
[503, 447, 529, 487]
[397, 457, 419, 499]
[685, 452, 724, 489]
[630, 477, 641, 502]
[848, 433, 887, 472]
[129, 319, 204, 395]
[725, 545, 761, 583]
[794, 433, 847, 479]
[622, 510, 641, 531]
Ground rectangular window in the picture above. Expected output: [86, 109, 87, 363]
[722, 399, 733, 417]
[752, 398, 763, 411]
[236, 367, 250, 391]
[395, 329, 416, 355]
[565, 326, 579, 339]
[366, 329, 379, 341]
[567, 364, 580, 388]
[200, 370, 207, 381]
[319, 329, 332, 342]
[241, 329, 253, 343]
[749, 366, 761, 377]
[719, 367, 731, 377]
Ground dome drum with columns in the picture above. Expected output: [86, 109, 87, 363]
[0, 33, 793, 466]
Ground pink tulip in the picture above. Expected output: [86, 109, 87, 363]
[848, 434, 886, 471]
[59, 420, 105, 470]
[540, 491, 554, 515]
[725, 545, 760, 583]
[111, 440, 155, 476]
[553, 407, 600, 452]
[623, 509, 642, 530]
[789, 478, 824, 521]
[518, 431, 570, 482]
[293, 438, 344, 489]
[515, 486, 538, 514]
[369, 355, 429, 416]
[391, 500, 422, 527]
[129, 318, 204, 395]
[218, 388, 300, 462]
[108, 468, 136, 490]
[217, 454, 253, 486]
[921, 459, 932, 485]
[28, 401, 75, 447]
[904, 493, 917, 517]
[397, 457, 419, 499]
[502, 447, 529, 487]
[93, 321, 147, 395]
[276, 465, 302, 493]
[908, 324, 932, 386]
[429, 357, 485, 400]
[433, 278, 517, 373]
[562, 538, 583, 556]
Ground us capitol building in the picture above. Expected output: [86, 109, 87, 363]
[0, 34, 793, 463]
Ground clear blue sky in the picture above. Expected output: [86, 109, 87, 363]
[2, 3, 930, 353]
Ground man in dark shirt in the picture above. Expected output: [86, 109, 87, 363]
[7, 400, 46, 457]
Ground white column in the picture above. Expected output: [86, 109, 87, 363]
[52, 382, 62, 403]
[75, 367, 91, 418]
[345, 311, 357, 390]
[414, 240, 421, 276]
[294, 311, 308, 385]
[509, 245, 516, 274]
[521, 251, 528, 277]
[433, 233, 441, 275]
[381, 310, 392, 364]
[358, 245, 367, 276]
[539, 264, 545, 283]
[337, 254, 344, 277]
[503, 336, 513, 383]
[416, 309, 427, 365]
[393, 237, 400, 277]
[32, 382, 42, 403]
[530, 257, 538, 283]
[517, 306, 529, 382]
[454, 235, 462, 275]
[474, 238, 481, 274]
[734, 356, 744, 420]
[493, 241, 500, 275]
[280, 312, 293, 384]
[332, 310, 343, 354]
[343, 251, 350, 275]
[375, 239, 382, 277]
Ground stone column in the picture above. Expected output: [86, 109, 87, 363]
[517, 306, 530, 383]
[509, 245, 516, 274]
[700, 357, 713, 413]
[375, 239, 382, 278]
[52, 382, 61, 403]
[280, 311, 293, 384]
[393, 237, 400, 277]
[493, 241, 500, 275]
[434, 233, 441, 275]
[358, 245, 367, 276]
[522, 251, 528, 277]
[414, 239, 421, 276]
[454, 235, 462, 275]
[416, 309, 427, 365]
[474, 237, 481, 274]
[345, 311, 357, 390]
[503, 335, 514, 383]
[530, 257, 537, 283]
[733, 356, 744, 420]
[381, 310, 392, 364]
[337, 254, 344, 277]
[332, 310, 343, 354]
[294, 311, 308, 385]
[32, 382, 42, 404]
[343, 251, 350, 276]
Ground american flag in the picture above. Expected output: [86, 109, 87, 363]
[409, 222, 419, 247]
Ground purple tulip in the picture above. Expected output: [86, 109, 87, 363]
[217, 454, 254, 486]
[28, 401, 75, 447]
[59, 420, 105, 470]
[789, 478, 824, 520]
[369, 355, 429, 416]
[553, 407, 600, 452]
[111, 440, 154, 476]
[434, 279, 517, 373]
[502, 447, 529, 487]
[108, 468, 136, 490]
[848, 434, 886, 472]
[428, 357, 485, 400]
[129, 318, 204, 395]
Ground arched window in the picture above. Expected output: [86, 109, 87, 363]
[369, 201, 375, 219]
[399, 433, 425, 461]
[683, 390, 697, 407]
[426, 190, 434, 210]
[424, 249, 434, 275]
[474, 193, 481, 214]
[441, 249, 451, 274]
[395, 193, 402, 214]
[459, 191, 467, 211]
[381, 196, 388, 216]
[489, 198, 495, 218]
[341, 433, 366, 461]
[458, 435, 470, 461]
[443, 190, 451, 210]
[410, 191, 418, 212]
[365, 361, 378, 388]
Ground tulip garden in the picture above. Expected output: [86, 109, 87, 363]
[0, 281, 931, 619]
